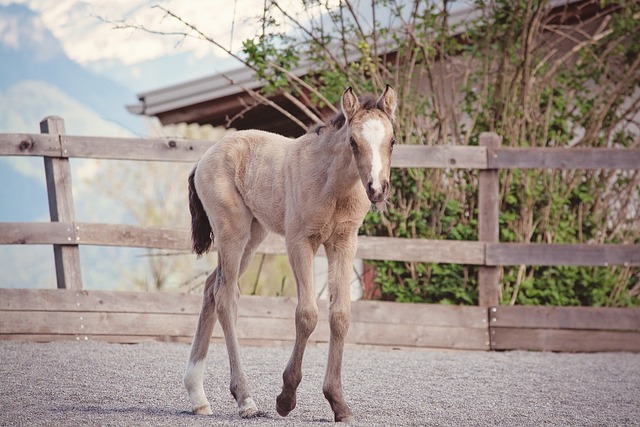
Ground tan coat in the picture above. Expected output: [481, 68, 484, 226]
[184, 86, 397, 423]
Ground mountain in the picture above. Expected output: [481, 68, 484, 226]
[0, 2, 246, 292]
[0, 80, 137, 136]
[0, 3, 143, 135]
[0, 3, 144, 290]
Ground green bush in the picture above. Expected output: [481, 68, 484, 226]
[242, 0, 639, 306]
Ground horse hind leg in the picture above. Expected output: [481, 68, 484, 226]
[183, 219, 265, 418]
[184, 269, 219, 415]
[215, 216, 268, 418]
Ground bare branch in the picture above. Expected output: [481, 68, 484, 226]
[269, 62, 339, 114]
[221, 73, 309, 131]
[282, 92, 324, 126]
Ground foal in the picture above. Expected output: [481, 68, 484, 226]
[184, 85, 397, 422]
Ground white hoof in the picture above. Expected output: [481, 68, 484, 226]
[185, 360, 211, 415]
[239, 397, 260, 418]
[192, 404, 213, 415]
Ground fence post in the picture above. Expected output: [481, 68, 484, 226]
[41, 116, 83, 290]
[478, 132, 501, 307]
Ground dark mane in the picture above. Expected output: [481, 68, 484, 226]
[313, 94, 378, 135]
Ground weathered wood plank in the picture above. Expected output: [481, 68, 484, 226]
[392, 145, 487, 169]
[0, 334, 294, 347]
[0, 310, 194, 337]
[491, 328, 640, 352]
[0, 132, 490, 170]
[0, 289, 488, 349]
[490, 305, 640, 331]
[349, 322, 489, 350]
[4, 288, 638, 351]
[351, 299, 487, 328]
[41, 117, 82, 290]
[0, 309, 488, 349]
[0, 289, 302, 319]
[0, 334, 194, 344]
[0, 310, 331, 342]
[0, 289, 199, 314]
[0, 134, 61, 157]
[6, 222, 639, 268]
[356, 236, 485, 264]
[0, 222, 75, 245]
[486, 243, 640, 266]
[63, 137, 491, 169]
[0, 222, 193, 251]
[478, 132, 501, 306]
[4, 132, 639, 171]
[0, 222, 285, 254]
[0, 289, 486, 328]
[62, 135, 213, 162]
[77, 223, 191, 250]
[76, 226, 487, 264]
[1, 310, 316, 345]
[490, 147, 640, 170]
[0, 222, 486, 264]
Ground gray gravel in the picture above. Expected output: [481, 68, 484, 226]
[1, 340, 639, 426]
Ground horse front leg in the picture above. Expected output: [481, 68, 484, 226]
[276, 238, 318, 417]
[322, 237, 357, 423]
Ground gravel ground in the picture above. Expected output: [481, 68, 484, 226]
[1, 340, 639, 426]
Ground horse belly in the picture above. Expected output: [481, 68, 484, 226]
[246, 193, 286, 235]
[241, 158, 287, 236]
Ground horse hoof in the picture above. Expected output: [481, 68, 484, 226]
[239, 398, 262, 418]
[192, 404, 213, 415]
[337, 414, 355, 423]
[276, 392, 296, 417]
[239, 407, 262, 418]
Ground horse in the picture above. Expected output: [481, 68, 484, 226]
[184, 85, 397, 423]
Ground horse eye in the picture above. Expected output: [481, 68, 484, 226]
[349, 136, 358, 151]
[391, 138, 397, 147]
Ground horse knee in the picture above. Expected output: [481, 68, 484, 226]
[214, 280, 239, 316]
[295, 304, 318, 338]
[329, 308, 350, 339]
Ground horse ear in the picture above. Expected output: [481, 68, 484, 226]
[341, 87, 360, 123]
[376, 84, 397, 122]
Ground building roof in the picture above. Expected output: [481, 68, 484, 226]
[127, 56, 320, 136]
[126, 0, 587, 137]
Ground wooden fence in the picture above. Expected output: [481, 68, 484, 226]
[1, 116, 639, 352]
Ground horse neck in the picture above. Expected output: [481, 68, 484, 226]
[313, 127, 362, 200]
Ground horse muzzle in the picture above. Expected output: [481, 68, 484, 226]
[366, 179, 390, 204]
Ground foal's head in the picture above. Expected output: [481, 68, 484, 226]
[340, 85, 397, 205]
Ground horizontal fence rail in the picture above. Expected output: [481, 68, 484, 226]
[1, 117, 639, 352]
[1, 222, 638, 267]
[0, 289, 491, 350]
[1, 288, 637, 352]
[3, 132, 640, 169]
[489, 305, 640, 352]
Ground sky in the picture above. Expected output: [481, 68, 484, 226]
[0, 0, 470, 92]
[0, 0, 336, 79]
[1, 0, 252, 64]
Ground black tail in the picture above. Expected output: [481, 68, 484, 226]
[188, 166, 213, 256]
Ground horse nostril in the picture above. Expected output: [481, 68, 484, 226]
[382, 180, 389, 194]
[367, 181, 374, 194]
